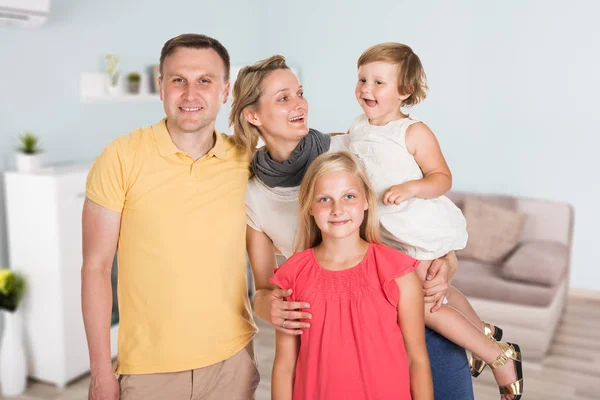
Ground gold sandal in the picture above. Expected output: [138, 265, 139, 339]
[469, 322, 503, 377]
[488, 341, 524, 399]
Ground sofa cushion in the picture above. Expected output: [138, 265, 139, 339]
[448, 192, 519, 213]
[453, 257, 560, 307]
[502, 241, 569, 286]
[458, 196, 526, 263]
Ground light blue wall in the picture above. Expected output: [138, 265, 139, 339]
[263, 0, 600, 291]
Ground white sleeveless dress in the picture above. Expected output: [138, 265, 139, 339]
[348, 114, 468, 260]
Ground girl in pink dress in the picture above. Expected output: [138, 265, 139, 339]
[270, 151, 433, 400]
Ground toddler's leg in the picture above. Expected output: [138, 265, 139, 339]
[445, 286, 485, 333]
[422, 305, 493, 356]
[417, 260, 482, 327]
[417, 261, 493, 356]
[424, 306, 520, 399]
[417, 259, 498, 338]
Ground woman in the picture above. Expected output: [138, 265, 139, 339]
[230, 55, 475, 399]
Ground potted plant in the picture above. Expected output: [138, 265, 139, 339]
[105, 54, 120, 94]
[127, 72, 141, 94]
[0, 269, 27, 396]
[15, 132, 43, 172]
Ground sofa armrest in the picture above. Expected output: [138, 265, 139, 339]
[501, 240, 569, 286]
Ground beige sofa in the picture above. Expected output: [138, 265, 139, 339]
[447, 191, 574, 360]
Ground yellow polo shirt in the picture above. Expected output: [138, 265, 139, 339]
[86, 119, 257, 374]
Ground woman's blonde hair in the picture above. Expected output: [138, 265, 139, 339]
[357, 42, 428, 107]
[230, 55, 290, 156]
[294, 151, 381, 252]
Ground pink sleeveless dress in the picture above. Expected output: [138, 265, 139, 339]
[271, 243, 418, 400]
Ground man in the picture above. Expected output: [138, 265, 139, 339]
[82, 34, 259, 400]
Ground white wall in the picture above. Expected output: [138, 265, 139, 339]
[263, 0, 600, 290]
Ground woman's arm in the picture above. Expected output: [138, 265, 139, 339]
[246, 226, 311, 334]
[271, 330, 300, 400]
[423, 251, 458, 312]
[396, 271, 433, 400]
[383, 122, 452, 205]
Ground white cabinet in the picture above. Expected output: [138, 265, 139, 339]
[4, 165, 118, 387]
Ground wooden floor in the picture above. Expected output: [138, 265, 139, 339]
[7, 295, 600, 400]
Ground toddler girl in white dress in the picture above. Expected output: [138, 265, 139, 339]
[347, 42, 524, 400]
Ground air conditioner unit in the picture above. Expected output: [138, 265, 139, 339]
[0, 0, 50, 28]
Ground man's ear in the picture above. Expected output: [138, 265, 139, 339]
[222, 81, 230, 104]
[158, 77, 164, 101]
[243, 108, 262, 127]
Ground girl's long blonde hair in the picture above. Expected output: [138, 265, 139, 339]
[294, 151, 382, 252]
[229, 55, 290, 156]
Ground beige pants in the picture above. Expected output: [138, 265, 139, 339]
[119, 341, 260, 400]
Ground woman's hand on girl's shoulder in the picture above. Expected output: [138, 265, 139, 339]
[267, 287, 313, 335]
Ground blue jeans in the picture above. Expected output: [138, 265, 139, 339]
[425, 327, 474, 400]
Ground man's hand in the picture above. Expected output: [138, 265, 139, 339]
[267, 288, 312, 335]
[423, 258, 450, 313]
[88, 371, 119, 400]
[383, 182, 416, 205]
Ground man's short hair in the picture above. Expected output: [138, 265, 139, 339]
[159, 33, 231, 81]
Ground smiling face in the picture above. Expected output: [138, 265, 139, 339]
[310, 170, 369, 241]
[159, 47, 230, 136]
[245, 68, 309, 144]
[355, 61, 409, 126]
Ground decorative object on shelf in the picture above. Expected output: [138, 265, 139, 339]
[0, 269, 27, 397]
[151, 64, 160, 93]
[80, 72, 160, 103]
[127, 72, 141, 94]
[105, 54, 120, 94]
[15, 132, 43, 172]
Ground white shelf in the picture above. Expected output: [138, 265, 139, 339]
[80, 65, 298, 104]
[80, 72, 160, 104]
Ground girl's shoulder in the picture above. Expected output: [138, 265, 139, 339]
[384, 116, 422, 136]
[270, 249, 316, 297]
[283, 248, 314, 266]
[273, 249, 315, 280]
[348, 114, 369, 133]
[369, 243, 419, 306]
[370, 243, 419, 275]
[348, 114, 423, 143]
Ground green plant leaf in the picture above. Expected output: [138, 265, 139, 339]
[0, 270, 26, 312]
[16, 132, 42, 155]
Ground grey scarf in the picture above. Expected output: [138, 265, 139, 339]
[252, 129, 331, 188]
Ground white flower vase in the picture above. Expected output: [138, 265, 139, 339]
[0, 310, 28, 396]
[106, 74, 120, 95]
[15, 153, 43, 173]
